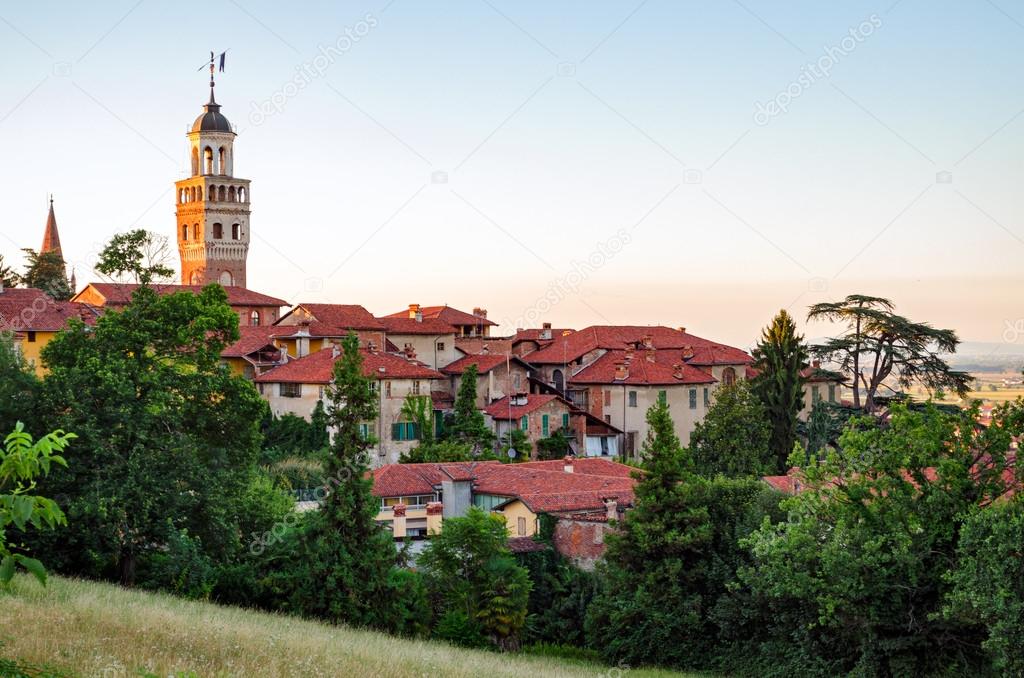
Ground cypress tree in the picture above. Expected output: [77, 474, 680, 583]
[751, 309, 808, 473]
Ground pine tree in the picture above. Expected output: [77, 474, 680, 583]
[293, 332, 402, 627]
[448, 363, 494, 449]
[751, 309, 808, 473]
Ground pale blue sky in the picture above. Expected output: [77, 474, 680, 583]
[1, 0, 1022, 347]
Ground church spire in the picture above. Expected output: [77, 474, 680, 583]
[41, 195, 62, 256]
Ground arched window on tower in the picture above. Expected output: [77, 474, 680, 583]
[219, 185, 226, 202]
[204, 147, 213, 174]
[181, 224, 188, 240]
[197, 186, 202, 201]
[191, 147, 199, 176]
[213, 223, 223, 239]
[250, 310, 260, 326]
[193, 224, 200, 240]
[218, 147, 226, 175]
[219, 271, 233, 287]
[231, 223, 240, 240]
[229, 186, 236, 202]
[239, 187, 246, 202]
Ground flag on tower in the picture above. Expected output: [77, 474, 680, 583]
[218, 51, 226, 72]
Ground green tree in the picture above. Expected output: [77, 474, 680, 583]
[0, 334, 40, 433]
[751, 309, 808, 473]
[420, 506, 531, 649]
[285, 332, 409, 629]
[447, 364, 494, 450]
[807, 295, 970, 412]
[499, 427, 531, 462]
[400, 394, 434, 446]
[399, 440, 484, 463]
[689, 380, 773, 478]
[946, 498, 1024, 675]
[586, 399, 783, 670]
[36, 282, 266, 585]
[1, 422, 74, 587]
[95, 229, 175, 285]
[535, 427, 572, 461]
[739, 402, 1023, 675]
[0, 253, 18, 288]
[20, 249, 70, 300]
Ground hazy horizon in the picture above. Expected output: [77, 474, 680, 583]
[3, 1, 1022, 348]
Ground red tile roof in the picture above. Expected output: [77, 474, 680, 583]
[221, 326, 281, 358]
[526, 325, 749, 366]
[507, 536, 548, 553]
[75, 282, 287, 308]
[384, 305, 496, 327]
[371, 458, 638, 515]
[277, 304, 385, 334]
[254, 348, 444, 384]
[569, 349, 716, 386]
[378, 317, 457, 335]
[0, 289, 100, 332]
[441, 353, 530, 375]
[484, 394, 565, 421]
[513, 328, 575, 343]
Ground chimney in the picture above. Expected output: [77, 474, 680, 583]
[408, 303, 420, 319]
[481, 344, 490, 355]
[472, 307, 487, 319]
[563, 455, 574, 473]
[542, 322, 551, 330]
[682, 345, 694, 360]
[673, 363, 684, 379]
[645, 347, 656, 363]
[403, 343, 416, 360]
[678, 326, 686, 334]
[392, 504, 407, 539]
[624, 346, 635, 363]
[367, 340, 377, 352]
[331, 343, 341, 358]
[641, 334, 653, 349]
[812, 359, 821, 369]
[614, 361, 629, 381]
[603, 497, 618, 522]
[426, 501, 443, 535]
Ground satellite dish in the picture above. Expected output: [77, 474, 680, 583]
[507, 448, 517, 459]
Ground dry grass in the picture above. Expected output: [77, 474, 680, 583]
[0, 575, 690, 678]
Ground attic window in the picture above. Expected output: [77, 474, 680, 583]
[26, 331, 36, 343]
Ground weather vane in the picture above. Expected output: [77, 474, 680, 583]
[197, 50, 229, 92]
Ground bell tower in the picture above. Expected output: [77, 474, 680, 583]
[175, 60, 251, 288]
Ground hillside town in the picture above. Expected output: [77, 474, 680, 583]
[2, 34, 1022, 676]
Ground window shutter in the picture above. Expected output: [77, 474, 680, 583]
[562, 413, 570, 428]
[542, 414, 549, 437]
[391, 422, 402, 440]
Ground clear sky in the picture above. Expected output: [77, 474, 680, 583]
[2, 0, 1022, 349]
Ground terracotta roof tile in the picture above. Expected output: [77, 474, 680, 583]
[384, 305, 496, 327]
[277, 304, 385, 333]
[221, 326, 281, 358]
[378, 317, 457, 335]
[254, 348, 445, 384]
[484, 394, 564, 420]
[569, 349, 716, 386]
[441, 353, 530, 375]
[0, 290, 99, 332]
[526, 325, 749, 366]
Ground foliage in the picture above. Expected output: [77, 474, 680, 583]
[94, 229, 175, 285]
[0, 253, 18, 288]
[434, 610, 488, 649]
[400, 394, 434, 446]
[586, 399, 784, 670]
[0, 335, 40, 434]
[446, 364, 494, 449]
[946, 497, 1024, 675]
[535, 428, 572, 461]
[137, 522, 217, 600]
[737, 402, 1023, 676]
[260, 412, 327, 463]
[499, 427, 531, 462]
[517, 547, 598, 648]
[420, 506, 531, 649]
[751, 309, 808, 473]
[281, 332, 404, 629]
[385, 568, 432, 638]
[0, 423, 73, 587]
[689, 380, 773, 478]
[400, 440, 495, 464]
[35, 281, 266, 585]
[268, 457, 326, 494]
[807, 294, 971, 412]
[18, 249, 70, 301]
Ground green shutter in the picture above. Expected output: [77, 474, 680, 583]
[410, 422, 421, 440]
[542, 414, 549, 437]
[562, 413, 570, 428]
[520, 415, 528, 431]
[658, 390, 667, 405]
[391, 422, 402, 440]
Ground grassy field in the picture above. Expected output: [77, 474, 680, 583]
[0, 575, 690, 678]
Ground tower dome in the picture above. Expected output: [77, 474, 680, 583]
[191, 92, 233, 133]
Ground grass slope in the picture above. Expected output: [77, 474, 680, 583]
[0, 575, 690, 678]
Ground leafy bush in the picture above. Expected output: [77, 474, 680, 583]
[137, 523, 216, 600]
[434, 610, 487, 649]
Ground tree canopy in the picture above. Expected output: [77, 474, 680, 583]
[751, 309, 808, 472]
